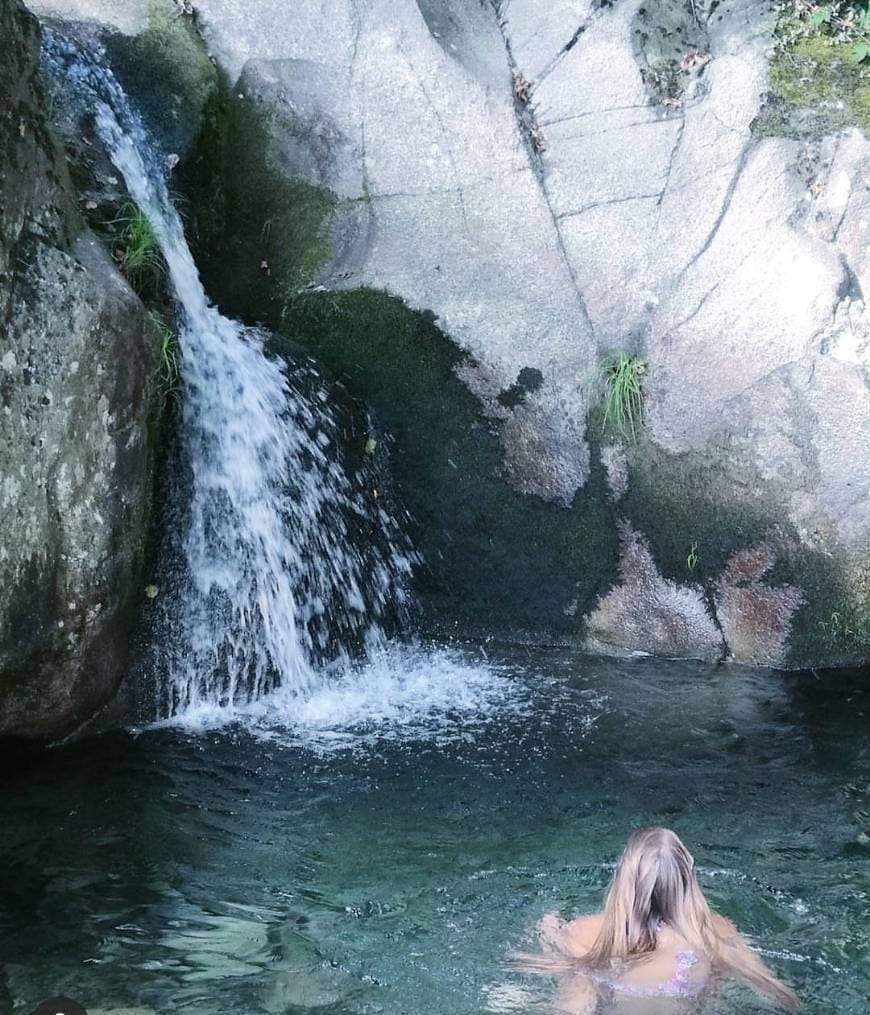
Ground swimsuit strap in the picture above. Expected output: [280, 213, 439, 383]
[664, 949, 701, 993]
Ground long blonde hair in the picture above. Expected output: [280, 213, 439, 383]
[585, 827, 799, 1009]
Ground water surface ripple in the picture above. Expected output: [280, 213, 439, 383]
[1, 652, 867, 1014]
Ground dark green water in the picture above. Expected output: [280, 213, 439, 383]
[0, 649, 867, 1014]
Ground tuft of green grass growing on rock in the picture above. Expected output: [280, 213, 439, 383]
[601, 353, 646, 441]
[149, 312, 180, 407]
[111, 201, 165, 289]
[815, 558, 870, 650]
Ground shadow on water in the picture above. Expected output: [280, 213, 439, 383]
[0, 652, 867, 1014]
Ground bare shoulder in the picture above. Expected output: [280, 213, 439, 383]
[712, 913, 739, 938]
[563, 913, 604, 956]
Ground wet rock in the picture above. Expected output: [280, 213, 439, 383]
[714, 545, 803, 667]
[0, 0, 157, 740]
[32, 0, 218, 163]
[600, 443, 629, 501]
[103, 1, 218, 160]
[584, 523, 724, 662]
[182, 0, 870, 663]
[264, 291, 617, 637]
[24, 0, 870, 665]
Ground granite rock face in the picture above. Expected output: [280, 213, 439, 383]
[0, 0, 157, 739]
[26, 0, 870, 667]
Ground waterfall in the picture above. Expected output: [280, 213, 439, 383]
[43, 36, 417, 717]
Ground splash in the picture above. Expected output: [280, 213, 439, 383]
[146, 642, 527, 752]
[44, 35, 416, 714]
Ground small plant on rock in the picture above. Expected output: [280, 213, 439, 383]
[111, 202, 165, 289]
[768, 2, 870, 141]
[150, 313, 181, 407]
[601, 353, 646, 441]
[778, 1, 870, 56]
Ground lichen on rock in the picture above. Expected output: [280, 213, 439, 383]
[0, 0, 159, 740]
[584, 523, 724, 662]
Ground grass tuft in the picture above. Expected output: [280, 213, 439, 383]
[150, 313, 181, 407]
[110, 202, 165, 288]
[601, 353, 646, 441]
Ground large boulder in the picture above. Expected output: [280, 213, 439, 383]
[0, 0, 158, 739]
[28, 0, 870, 668]
[184, 0, 870, 668]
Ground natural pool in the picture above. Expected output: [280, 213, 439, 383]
[1, 649, 867, 1014]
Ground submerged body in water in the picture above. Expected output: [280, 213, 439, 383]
[1, 656, 866, 1014]
[518, 828, 798, 1012]
[540, 915, 709, 1010]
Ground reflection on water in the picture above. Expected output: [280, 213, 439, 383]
[0, 649, 867, 1014]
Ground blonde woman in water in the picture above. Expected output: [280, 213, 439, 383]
[514, 827, 799, 1012]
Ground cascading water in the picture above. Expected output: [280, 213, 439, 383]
[41, 33, 523, 746]
[42, 36, 423, 719]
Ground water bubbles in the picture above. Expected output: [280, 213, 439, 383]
[45, 33, 418, 718]
[147, 643, 528, 753]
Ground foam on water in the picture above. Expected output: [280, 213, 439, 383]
[142, 643, 529, 752]
[91, 94, 415, 712]
[42, 33, 519, 739]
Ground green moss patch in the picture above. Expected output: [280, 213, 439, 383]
[272, 289, 618, 636]
[776, 547, 870, 665]
[772, 36, 870, 123]
[106, 1, 219, 158]
[759, 7, 870, 136]
[620, 441, 870, 666]
[621, 443, 783, 587]
[181, 90, 338, 321]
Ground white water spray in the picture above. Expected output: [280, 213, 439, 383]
[45, 38, 415, 714]
[42, 37, 525, 742]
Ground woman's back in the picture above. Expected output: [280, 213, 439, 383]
[610, 926, 707, 996]
[557, 914, 709, 997]
[518, 829, 797, 1013]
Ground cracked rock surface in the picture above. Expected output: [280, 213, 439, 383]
[27, 0, 870, 665]
[2, 0, 158, 739]
[183, 0, 870, 530]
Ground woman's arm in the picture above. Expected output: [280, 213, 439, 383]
[553, 970, 599, 1015]
[537, 913, 603, 958]
[713, 913, 800, 1010]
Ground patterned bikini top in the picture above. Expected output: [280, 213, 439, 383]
[609, 949, 706, 998]
[659, 949, 705, 996]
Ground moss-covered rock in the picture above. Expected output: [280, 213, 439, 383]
[166, 1, 870, 667]
[105, 1, 218, 159]
[0, 0, 160, 740]
[612, 441, 799, 666]
[174, 85, 618, 637]
[774, 544, 870, 667]
[621, 442, 784, 588]
[759, 15, 870, 137]
[276, 289, 619, 636]
[180, 84, 340, 318]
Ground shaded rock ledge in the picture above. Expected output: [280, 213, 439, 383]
[0, 0, 159, 740]
[23, 0, 870, 670]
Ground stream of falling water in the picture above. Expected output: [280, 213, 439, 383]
[41, 36, 461, 725]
